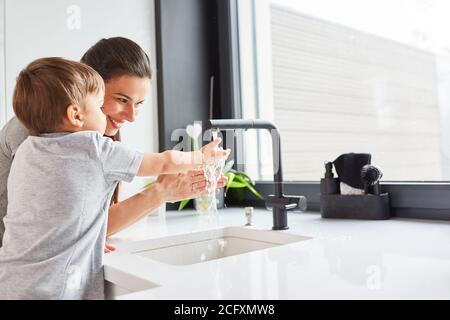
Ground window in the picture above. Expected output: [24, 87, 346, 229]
[237, 0, 450, 182]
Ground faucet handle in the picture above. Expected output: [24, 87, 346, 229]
[265, 195, 307, 212]
[244, 207, 254, 226]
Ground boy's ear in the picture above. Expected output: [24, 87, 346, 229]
[65, 104, 84, 128]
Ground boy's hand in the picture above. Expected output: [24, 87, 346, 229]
[138, 139, 231, 177]
[200, 138, 231, 165]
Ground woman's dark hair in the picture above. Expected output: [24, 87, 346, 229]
[81, 37, 152, 206]
[81, 37, 152, 82]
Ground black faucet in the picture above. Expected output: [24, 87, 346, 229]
[205, 119, 307, 230]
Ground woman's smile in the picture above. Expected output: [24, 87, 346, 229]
[107, 115, 126, 129]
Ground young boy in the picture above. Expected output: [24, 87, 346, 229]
[0, 57, 229, 300]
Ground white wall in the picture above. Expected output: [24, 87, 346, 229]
[0, 0, 5, 126]
[0, 0, 159, 200]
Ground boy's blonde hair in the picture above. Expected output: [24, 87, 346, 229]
[13, 57, 105, 135]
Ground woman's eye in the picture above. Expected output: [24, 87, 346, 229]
[116, 98, 128, 104]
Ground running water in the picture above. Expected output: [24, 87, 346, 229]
[195, 159, 225, 214]
[194, 131, 225, 215]
[194, 131, 227, 259]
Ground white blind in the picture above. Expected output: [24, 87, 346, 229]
[270, 6, 442, 181]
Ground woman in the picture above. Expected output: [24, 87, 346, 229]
[0, 37, 226, 248]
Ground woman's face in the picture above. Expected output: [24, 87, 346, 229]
[101, 75, 151, 137]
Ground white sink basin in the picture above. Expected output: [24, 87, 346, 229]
[133, 227, 310, 266]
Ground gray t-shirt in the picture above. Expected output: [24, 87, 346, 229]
[0, 117, 29, 247]
[0, 131, 143, 300]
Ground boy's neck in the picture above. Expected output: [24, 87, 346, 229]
[56, 120, 81, 134]
[50, 118, 104, 136]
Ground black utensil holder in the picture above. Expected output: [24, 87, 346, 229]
[320, 193, 390, 220]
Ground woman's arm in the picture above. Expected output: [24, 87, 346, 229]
[106, 182, 165, 237]
[0, 117, 29, 246]
[107, 169, 227, 237]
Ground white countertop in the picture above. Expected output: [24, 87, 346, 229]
[104, 208, 450, 300]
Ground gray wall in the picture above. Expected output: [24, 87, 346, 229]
[155, 0, 213, 152]
[0, 0, 159, 200]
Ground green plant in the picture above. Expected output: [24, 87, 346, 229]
[177, 160, 264, 211]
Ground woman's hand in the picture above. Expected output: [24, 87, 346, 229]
[104, 244, 116, 254]
[216, 175, 228, 190]
[155, 169, 227, 204]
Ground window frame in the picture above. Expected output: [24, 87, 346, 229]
[218, 0, 450, 221]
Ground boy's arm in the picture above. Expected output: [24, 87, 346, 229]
[136, 150, 199, 176]
[137, 138, 230, 177]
